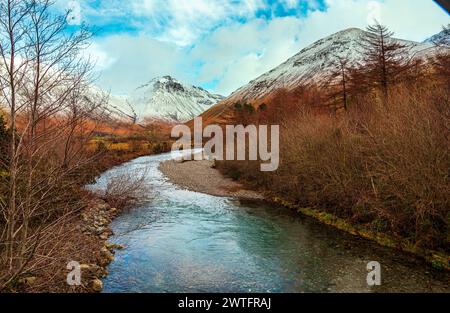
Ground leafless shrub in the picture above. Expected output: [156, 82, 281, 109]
[217, 82, 450, 251]
[100, 169, 150, 210]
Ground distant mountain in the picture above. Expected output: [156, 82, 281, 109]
[126, 76, 224, 123]
[226, 28, 433, 103]
[103, 28, 438, 125]
[424, 28, 450, 46]
[97, 76, 223, 124]
[107, 94, 137, 122]
[200, 28, 436, 124]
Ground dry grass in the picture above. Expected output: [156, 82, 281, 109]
[217, 83, 450, 252]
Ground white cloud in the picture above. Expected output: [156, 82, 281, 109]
[132, 0, 267, 46]
[88, 35, 191, 95]
[84, 0, 450, 96]
[373, 0, 449, 42]
[191, 17, 305, 94]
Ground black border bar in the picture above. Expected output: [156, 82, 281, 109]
[435, 0, 450, 13]
[1, 293, 448, 313]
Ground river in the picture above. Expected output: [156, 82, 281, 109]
[88, 152, 449, 293]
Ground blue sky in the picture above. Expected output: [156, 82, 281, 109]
[57, 0, 449, 96]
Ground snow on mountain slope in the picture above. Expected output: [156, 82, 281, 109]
[223, 28, 434, 104]
[424, 28, 449, 46]
[84, 86, 136, 123]
[106, 94, 137, 122]
[126, 76, 224, 123]
[98, 28, 438, 124]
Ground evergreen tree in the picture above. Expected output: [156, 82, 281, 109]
[358, 23, 412, 103]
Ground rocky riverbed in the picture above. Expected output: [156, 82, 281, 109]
[76, 199, 124, 293]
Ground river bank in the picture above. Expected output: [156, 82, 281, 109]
[101, 153, 449, 292]
[8, 148, 157, 293]
[160, 158, 449, 272]
[160, 159, 263, 200]
[17, 152, 446, 292]
[9, 196, 124, 293]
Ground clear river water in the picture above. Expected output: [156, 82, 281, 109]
[89, 152, 449, 293]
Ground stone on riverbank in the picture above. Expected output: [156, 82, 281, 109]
[91, 279, 103, 293]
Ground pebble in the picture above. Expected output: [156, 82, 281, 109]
[91, 279, 103, 293]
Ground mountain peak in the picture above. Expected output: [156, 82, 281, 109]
[424, 28, 450, 45]
[152, 75, 178, 84]
[334, 27, 365, 35]
[150, 75, 186, 93]
[127, 75, 224, 122]
[318, 27, 366, 44]
[226, 26, 430, 102]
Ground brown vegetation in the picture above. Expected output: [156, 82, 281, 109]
[0, 0, 171, 292]
[216, 24, 450, 257]
[100, 170, 150, 210]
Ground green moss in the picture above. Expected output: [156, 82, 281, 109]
[429, 254, 449, 271]
[271, 196, 450, 271]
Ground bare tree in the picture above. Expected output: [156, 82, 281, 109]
[0, 0, 106, 289]
[0, 0, 33, 275]
[323, 54, 353, 112]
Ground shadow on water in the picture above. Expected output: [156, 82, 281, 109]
[88, 152, 450, 293]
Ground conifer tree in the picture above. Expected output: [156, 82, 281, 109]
[358, 22, 412, 104]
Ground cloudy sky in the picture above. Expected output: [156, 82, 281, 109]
[57, 0, 449, 96]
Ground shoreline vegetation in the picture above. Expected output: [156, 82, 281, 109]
[208, 24, 450, 272]
[269, 198, 450, 271]
[1, 131, 172, 293]
[213, 85, 450, 271]
[160, 157, 449, 271]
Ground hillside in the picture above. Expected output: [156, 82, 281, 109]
[200, 27, 436, 125]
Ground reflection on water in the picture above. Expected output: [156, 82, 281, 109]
[88, 152, 450, 293]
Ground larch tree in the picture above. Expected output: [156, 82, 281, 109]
[358, 22, 413, 105]
[324, 54, 353, 112]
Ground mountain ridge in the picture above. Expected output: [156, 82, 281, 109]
[226, 27, 432, 103]
[102, 27, 442, 126]
[96, 76, 223, 124]
[198, 27, 439, 124]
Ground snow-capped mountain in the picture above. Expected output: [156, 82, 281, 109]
[424, 28, 449, 46]
[106, 94, 137, 122]
[83, 86, 137, 123]
[125, 76, 224, 123]
[223, 28, 434, 104]
[103, 28, 438, 124]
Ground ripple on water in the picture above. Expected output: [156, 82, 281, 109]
[88, 152, 450, 293]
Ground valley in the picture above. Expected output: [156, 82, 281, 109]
[0, 0, 448, 294]
[90, 151, 450, 293]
